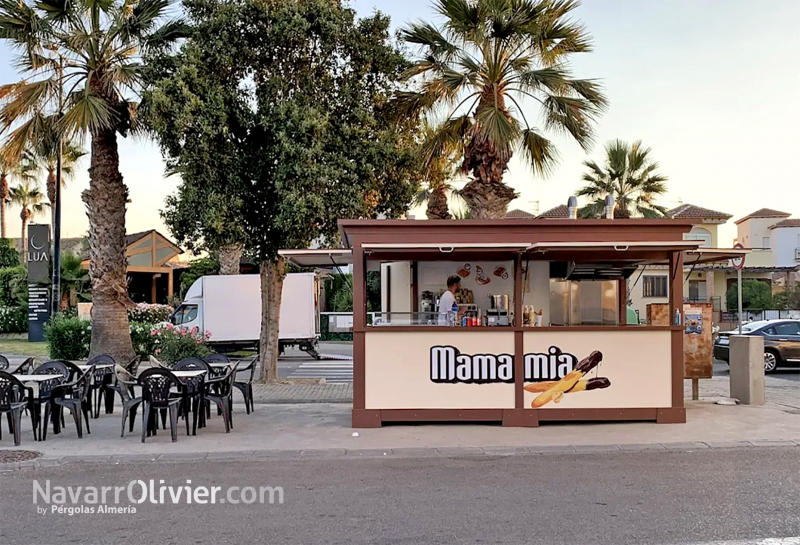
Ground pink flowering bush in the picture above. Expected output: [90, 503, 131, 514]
[149, 325, 212, 365]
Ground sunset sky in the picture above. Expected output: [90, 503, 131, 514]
[0, 0, 797, 247]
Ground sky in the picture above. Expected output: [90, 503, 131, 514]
[1, 0, 798, 247]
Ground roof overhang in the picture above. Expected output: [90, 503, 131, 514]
[362, 242, 530, 251]
[278, 249, 352, 268]
[526, 240, 702, 253]
[683, 248, 750, 266]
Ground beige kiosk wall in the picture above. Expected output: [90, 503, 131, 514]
[523, 330, 672, 409]
[365, 331, 515, 409]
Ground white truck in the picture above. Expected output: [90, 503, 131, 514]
[170, 273, 322, 357]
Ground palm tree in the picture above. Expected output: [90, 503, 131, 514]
[27, 118, 85, 229]
[59, 253, 92, 310]
[0, 150, 21, 239]
[0, 0, 187, 360]
[396, 0, 607, 218]
[575, 140, 668, 219]
[9, 179, 49, 260]
[412, 122, 463, 219]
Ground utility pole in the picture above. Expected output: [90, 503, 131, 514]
[51, 54, 64, 316]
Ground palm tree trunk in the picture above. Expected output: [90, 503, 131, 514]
[461, 134, 517, 219]
[217, 243, 242, 275]
[81, 127, 135, 362]
[426, 186, 451, 220]
[0, 173, 7, 239]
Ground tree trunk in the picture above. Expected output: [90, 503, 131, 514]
[218, 243, 243, 275]
[259, 257, 286, 383]
[0, 173, 7, 239]
[81, 127, 135, 362]
[461, 132, 517, 219]
[460, 179, 517, 219]
[426, 186, 451, 220]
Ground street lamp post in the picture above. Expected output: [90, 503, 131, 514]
[51, 55, 64, 316]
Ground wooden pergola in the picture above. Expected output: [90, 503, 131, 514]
[81, 230, 183, 303]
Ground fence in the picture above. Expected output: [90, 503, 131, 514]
[715, 309, 800, 332]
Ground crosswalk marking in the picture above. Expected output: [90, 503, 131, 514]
[288, 360, 353, 383]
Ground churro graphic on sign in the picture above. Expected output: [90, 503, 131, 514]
[524, 350, 611, 408]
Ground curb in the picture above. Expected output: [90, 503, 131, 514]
[2, 440, 798, 472]
[253, 398, 352, 405]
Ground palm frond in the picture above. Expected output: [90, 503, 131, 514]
[542, 95, 598, 150]
[60, 91, 116, 133]
[517, 128, 558, 177]
[401, 21, 458, 59]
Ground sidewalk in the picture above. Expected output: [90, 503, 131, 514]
[253, 382, 352, 404]
[3, 396, 800, 468]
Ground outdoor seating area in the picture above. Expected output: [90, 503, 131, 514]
[0, 353, 258, 446]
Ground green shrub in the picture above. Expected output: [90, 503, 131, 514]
[130, 321, 158, 359]
[0, 306, 27, 333]
[151, 324, 212, 365]
[726, 280, 773, 311]
[45, 316, 91, 360]
[0, 239, 20, 268]
[0, 265, 27, 307]
[128, 303, 173, 324]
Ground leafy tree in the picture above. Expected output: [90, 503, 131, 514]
[726, 280, 773, 311]
[0, 0, 188, 362]
[396, 0, 606, 218]
[576, 140, 668, 218]
[0, 238, 20, 268]
[9, 179, 49, 260]
[773, 284, 800, 310]
[179, 257, 220, 299]
[145, 0, 420, 381]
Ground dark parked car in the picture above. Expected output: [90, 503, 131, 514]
[714, 320, 800, 373]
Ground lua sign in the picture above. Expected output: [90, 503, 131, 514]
[27, 224, 51, 342]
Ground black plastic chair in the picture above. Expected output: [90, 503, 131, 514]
[173, 358, 210, 435]
[86, 355, 116, 418]
[203, 362, 239, 433]
[11, 357, 37, 375]
[0, 371, 28, 446]
[204, 353, 230, 379]
[138, 368, 183, 443]
[0, 355, 9, 371]
[47, 365, 95, 440]
[233, 356, 258, 414]
[56, 360, 85, 382]
[114, 365, 143, 437]
[29, 361, 69, 441]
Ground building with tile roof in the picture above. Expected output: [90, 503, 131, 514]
[536, 204, 569, 219]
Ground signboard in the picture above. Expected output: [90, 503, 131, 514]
[731, 242, 745, 270]
[27, 224, 51, 342]
[362, 330, 672, 410]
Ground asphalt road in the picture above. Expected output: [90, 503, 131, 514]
[2, 447, 800, 545]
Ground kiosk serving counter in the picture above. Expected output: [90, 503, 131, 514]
[284, 218, 745, 428]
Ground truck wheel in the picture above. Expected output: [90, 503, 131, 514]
[764, 350, 781, 373]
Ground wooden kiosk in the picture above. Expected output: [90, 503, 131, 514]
[285, 218, 745, 428]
